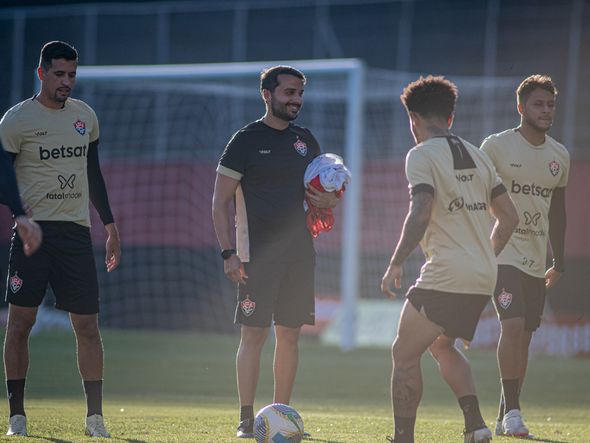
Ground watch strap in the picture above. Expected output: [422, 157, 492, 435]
[221, 248, 237, 260]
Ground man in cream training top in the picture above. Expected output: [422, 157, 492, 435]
[0, 41, 120, 438]
[481, 74, 569, 438]
[381, 75, 518, 443]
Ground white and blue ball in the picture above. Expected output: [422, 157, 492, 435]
[254, 403, 304, 443]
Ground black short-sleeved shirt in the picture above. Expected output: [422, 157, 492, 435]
[217, 120, 320, 263]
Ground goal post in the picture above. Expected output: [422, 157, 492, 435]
[56, 59, 366, 348]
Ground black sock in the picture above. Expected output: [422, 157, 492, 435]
[501, 378, 520, 412]
[393, 415, 415, 443]
[240, 405, 254, 422]
[6, 379, 26, 417]
[458, 395, 486, 433]
[83, 380, 103, 417]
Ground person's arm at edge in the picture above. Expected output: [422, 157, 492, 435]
[212, 172, 247, 285]
[489, 185, 519, 256]
[381, 188, 433, 298]
[0, 146, 26, 217]
[0, 146, 42, 255]
[87, 139, 120, 272]
[546, 186, 566, 288]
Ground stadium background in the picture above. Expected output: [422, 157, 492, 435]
[0, 0, 588, 345]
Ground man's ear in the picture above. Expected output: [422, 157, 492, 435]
[261, 89, 271, 104]
[37, 66, 45, 81]
[517, 102, 523, 115]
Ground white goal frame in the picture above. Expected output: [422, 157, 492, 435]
[55, 59, 366, 350]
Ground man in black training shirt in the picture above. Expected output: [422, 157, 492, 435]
[212, 65, 340, 438]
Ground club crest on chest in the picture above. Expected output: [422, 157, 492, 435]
[73, 119, 86, 135]
[548, 160, 560, 177]
[293, 138, 307, 156]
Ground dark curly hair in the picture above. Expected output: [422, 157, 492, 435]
[400, 75, 458, 120]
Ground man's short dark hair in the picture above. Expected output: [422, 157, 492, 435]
[39, 41, 78, 71]
[400, 75, 458, 120]
[260, 65, 306, 93]
[516, 74, 557, 105]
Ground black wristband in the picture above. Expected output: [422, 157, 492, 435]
[221, 249, 236, 260]
[552, 259, 565, 273]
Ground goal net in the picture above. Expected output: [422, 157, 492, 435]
[67, 60, 519, 345]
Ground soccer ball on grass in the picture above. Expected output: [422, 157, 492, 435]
[253, 403, 304, 443]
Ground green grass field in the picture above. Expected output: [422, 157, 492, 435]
[0, 329, 588, 442]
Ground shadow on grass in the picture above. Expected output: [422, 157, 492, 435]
[518, 437, 572, 443]
[30, 437, 73, 443]
[30, 438, 148, 443]
[305, 438, 346, 443]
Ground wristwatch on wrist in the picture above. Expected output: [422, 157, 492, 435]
[552, 259, 565, 273]
[221, 248, 236, 260]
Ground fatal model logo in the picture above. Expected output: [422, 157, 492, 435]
[293, 138, 307, 156]
[9, 272, 23, 293]
[549, 160, 560, 177]
[497, 289, 512, 310]
[73, 119, 86, 135]
[58, 174, 76, 190]
[240, 296, 256, 317]
[523, 211, 541, 226]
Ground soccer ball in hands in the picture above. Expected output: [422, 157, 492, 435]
[254, 403, 304, 443]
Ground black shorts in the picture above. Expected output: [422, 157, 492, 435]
[492, 264, 546, 331]
[235, 259, 315, 328]
[407, 286, 490, 342]
[6, 221, 100, 315]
